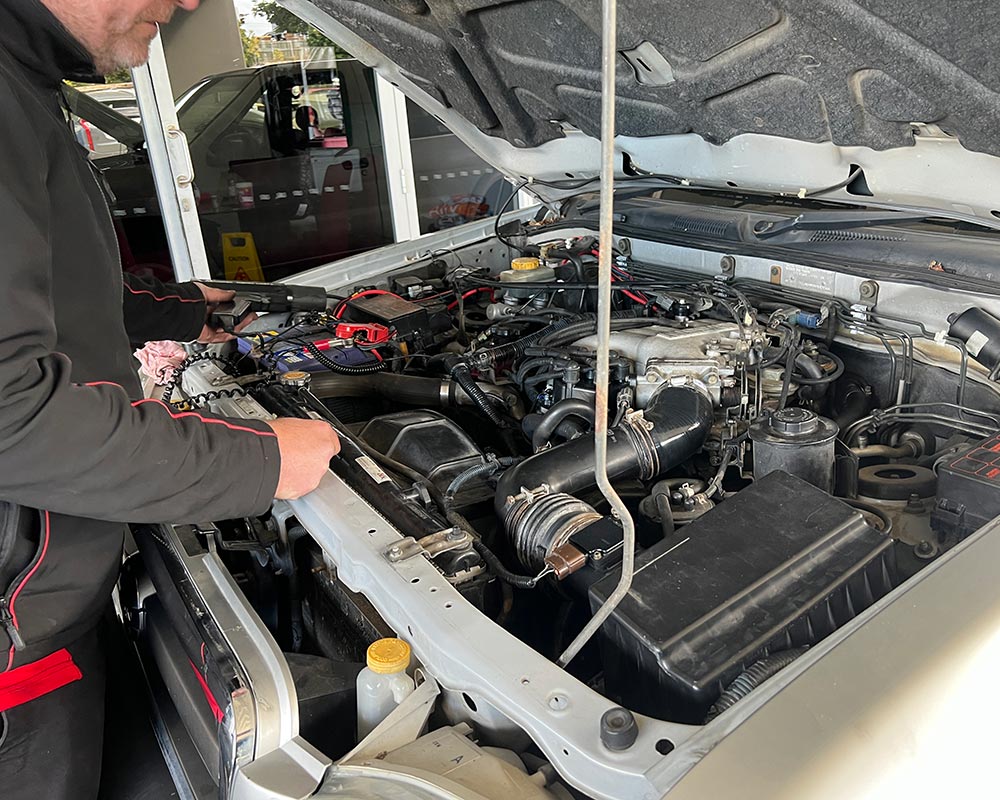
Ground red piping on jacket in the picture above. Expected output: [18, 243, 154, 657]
[124, 284, 203, 303]
[4, 511, 51, 672]
[131, 398, 278, 437]
[81, 381, 276, 438]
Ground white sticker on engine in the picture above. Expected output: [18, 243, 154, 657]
[967, 330, 990, 357]
[356, 455, 391, 483]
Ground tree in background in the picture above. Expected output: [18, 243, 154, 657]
[104, 66, 131, 84]
[253, 1, 350, 54]
[239, 15, 261, 66]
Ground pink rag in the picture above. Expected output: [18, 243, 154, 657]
[134, 340, 188, 385]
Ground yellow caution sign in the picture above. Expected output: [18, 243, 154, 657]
[222, 232, 265, 282]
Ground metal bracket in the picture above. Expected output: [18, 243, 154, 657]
[858, 279, 880, 306]
[384, 528, 472, 563]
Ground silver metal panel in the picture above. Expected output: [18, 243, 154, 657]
[284, 205, 539, 291]
[664, 516, 1000, 800]
[282, 474, 699, 800]
[156, 525, 303, 760]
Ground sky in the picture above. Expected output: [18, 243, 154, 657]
[232, 0, 271, 36]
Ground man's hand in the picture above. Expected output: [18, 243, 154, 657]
[193, 282, 256, 343]
[266, 418, 341, 499]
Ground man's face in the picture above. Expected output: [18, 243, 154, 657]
[42, 0, 200, 73]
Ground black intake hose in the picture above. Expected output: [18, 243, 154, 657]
[308, 372, 524, 419]
[531, 398, 596, 451]
[495, 385, 714, 517]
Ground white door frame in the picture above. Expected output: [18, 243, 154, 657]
[132, 31, 211, 282]
[374, 75, 421, 243]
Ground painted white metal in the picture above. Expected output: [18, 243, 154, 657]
[131, 31, 211, 281]
[375, 76, 422, 243]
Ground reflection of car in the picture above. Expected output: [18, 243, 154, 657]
[119, 2, 1000, 799]
[69, 85, 139, 159]
[73, 61, 510, 281]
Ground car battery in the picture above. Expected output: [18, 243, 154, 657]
[590, 470, 896, 723]
[932, 434, 1000, 543]
[237, 327, 379, 373]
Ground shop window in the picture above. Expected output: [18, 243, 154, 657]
[72, 58, 394, 283]
[406, 99, 515, 234]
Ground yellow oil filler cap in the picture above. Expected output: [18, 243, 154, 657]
[366, 638, 411, 674]
[510, 256, 540, 271]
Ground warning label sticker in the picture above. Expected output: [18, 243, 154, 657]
[356, 455, 391, 484]
[949, 435, 1000, 482]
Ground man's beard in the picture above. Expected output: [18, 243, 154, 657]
[91, 26, 159, 73]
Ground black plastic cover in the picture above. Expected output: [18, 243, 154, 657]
[932, 435, 1000, 543]
[359, 410, 487, 502]
[590, 470, 895, 723]
[347, 293, 429, 339]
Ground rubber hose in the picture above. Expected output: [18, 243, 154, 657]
[451, 363, 505, 425]
[537, 313, 650, 349]
[471, 539, 543, 589]
[304, 341, 386, 374]
[495, 384, 714, 518]
[793, 353, 828, 400]
[705, 648, 808, 721]
[833, 381, 873, 431]
[309, 372, 522, 418]
[445, 457, 520, 501]
[654, 491, 675, 537]
[466, 317, 579, 368]
[777, 346, 797, 410]
[531, 398, 596, 451]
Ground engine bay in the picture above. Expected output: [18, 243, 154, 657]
[153, 226, 1000, 795]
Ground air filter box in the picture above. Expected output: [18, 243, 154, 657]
[590, 470, 895, 723]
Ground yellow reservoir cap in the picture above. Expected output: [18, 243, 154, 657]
[366, 638, 411, 674]
[510, 257, 540, 271]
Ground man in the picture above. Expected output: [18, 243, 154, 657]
[0, 1, 341, 797]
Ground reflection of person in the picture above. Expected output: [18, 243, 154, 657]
[0, 2, 339, 798]
[294, 104, 322, 146]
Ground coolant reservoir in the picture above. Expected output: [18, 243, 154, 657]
[499, 256, 555, 303]
[356, 637, 415, 739]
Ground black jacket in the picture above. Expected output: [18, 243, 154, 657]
[0, 1, 281, 669]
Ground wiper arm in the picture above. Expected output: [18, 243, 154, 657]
[753, 210, 932, 240]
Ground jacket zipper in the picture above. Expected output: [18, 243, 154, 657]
[0, 596, 24, 651]
[1, 511, 50, 662]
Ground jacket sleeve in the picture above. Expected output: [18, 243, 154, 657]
[0, 97, 282, 525]
[122, 273, 206, 345]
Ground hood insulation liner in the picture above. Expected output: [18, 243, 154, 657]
[308, 0, 1000, 157]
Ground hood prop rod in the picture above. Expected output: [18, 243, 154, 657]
[557, 0, 631, 668]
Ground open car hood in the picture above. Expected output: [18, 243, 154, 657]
[284, 0, 1000, 222]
